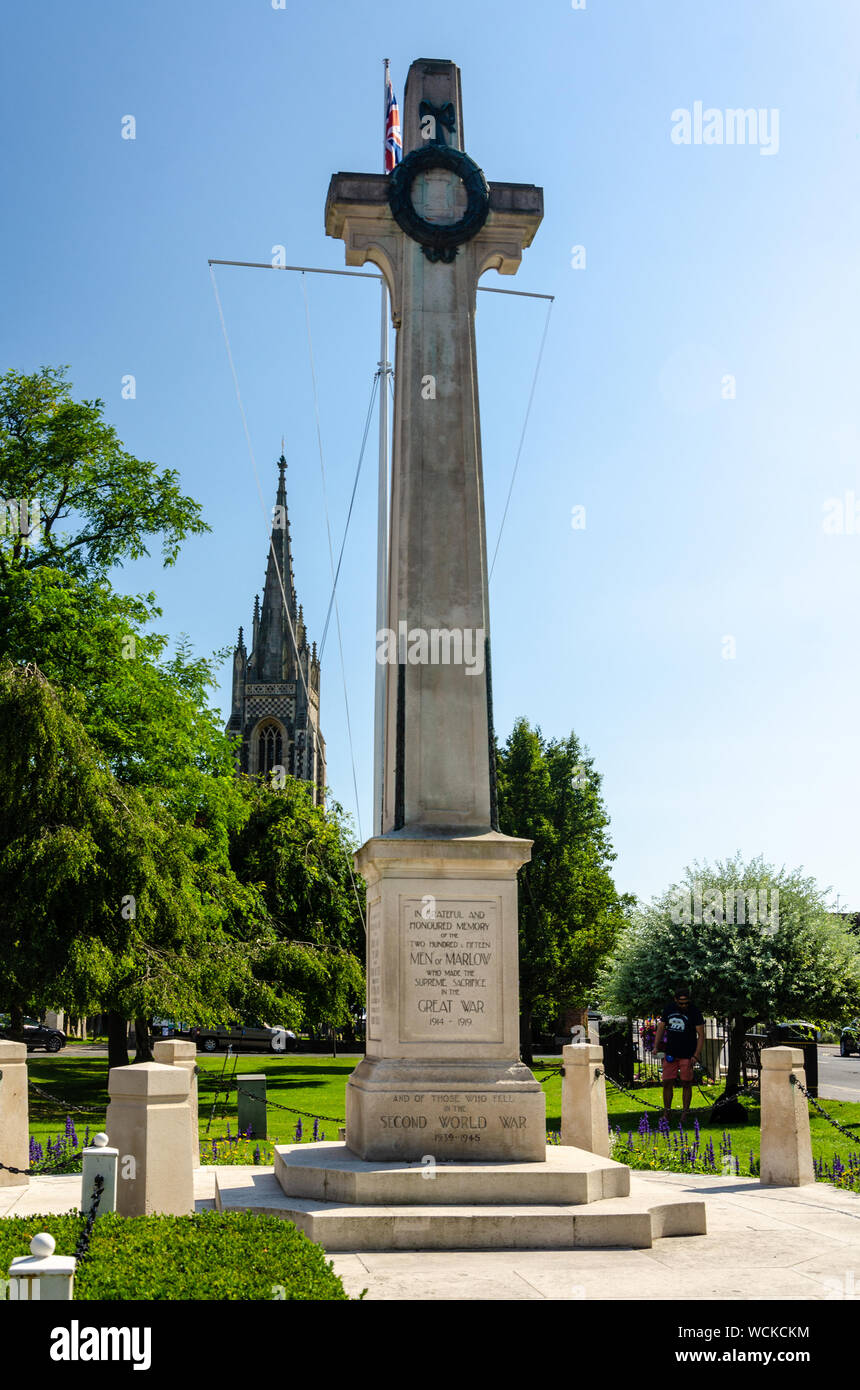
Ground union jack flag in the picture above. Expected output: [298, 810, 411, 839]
[384, 64, 402, 173]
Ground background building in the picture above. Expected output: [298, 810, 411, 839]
[226, 454, 325, 801]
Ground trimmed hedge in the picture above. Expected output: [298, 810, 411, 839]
[0, 1211, 351, 1300]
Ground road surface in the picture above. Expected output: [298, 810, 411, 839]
[817, 1043, 860, 1103]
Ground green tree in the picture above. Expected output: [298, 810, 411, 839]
[0, 664, 287, 1070]
[0, 365, 207, 579]
[228, 777, 366, 1039]
[600, 854, 860, 1105]
[496, 718, 630, 1065]
[0, 362, 229, 796]
[0, 368, 364, 1054]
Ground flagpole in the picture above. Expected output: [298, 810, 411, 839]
[373, 61, 392, 836]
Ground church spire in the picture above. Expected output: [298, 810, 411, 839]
[247, 450, 299, 683]
[228, 443, 326, 801]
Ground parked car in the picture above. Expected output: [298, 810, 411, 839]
[773, 1020, 821, 1044]
[840, 1020, 860, 1057]
[755, 1020, 821, 1044]
[0, 1017, 66, 1053]
[189, 1022, 297, 1054]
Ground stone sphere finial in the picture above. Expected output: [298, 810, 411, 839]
[30, 1233, 55, 1257]
[92, 1132, 109, 1148]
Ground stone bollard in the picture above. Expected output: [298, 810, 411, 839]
[561, 1043, 610, 1157]
[9, 1233, 75, 1300]
[760, 1046, 815, 1187]
[237, 1074, 267, 1141]
[0, 1041, 29, 1187]
[81, 1132, 118, 1214]
[153, 1039, 200, 1167]
[106, 1062, 194, 1216]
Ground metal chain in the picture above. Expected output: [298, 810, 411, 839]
[0, 1149, 84, 1177]
[697, 1082, 761, 1113]
[241, 1089, 345, 1124]
[73, 1174, 104, 1265]
[790, 1074, 860, 1143]
[602, 1073, 664, 1110]
[28, 1081, 106, 1115]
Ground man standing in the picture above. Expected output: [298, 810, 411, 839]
[653, 987, 705, 1121]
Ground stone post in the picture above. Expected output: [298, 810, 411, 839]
[106, 1062, 194, 1216]
[0, 1040, 29, 1187]
[561, 1044, 610, 1157]
[153, 1039, 200, 1167]
[237, 1073, 267, 1141]
[760, 1046, 815, 1187]
[9, 1233, 75, 1301]
[81, 1132, 118, 1214]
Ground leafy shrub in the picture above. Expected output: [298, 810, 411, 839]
[0, 1211, 350, 1300]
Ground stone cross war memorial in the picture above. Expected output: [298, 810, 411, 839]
[267, 58, 704, 1250]
[327, 56, 545, 1163]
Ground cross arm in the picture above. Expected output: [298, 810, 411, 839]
[325, 172, 390, 237]
[477, 181, 544, 277]
[325, 171, 402, 315]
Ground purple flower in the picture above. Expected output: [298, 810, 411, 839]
[294, 1118, 303, 1143]
[313, 1117, 320, 1142]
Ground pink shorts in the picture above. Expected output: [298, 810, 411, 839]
[662, 1057, 694, 1083]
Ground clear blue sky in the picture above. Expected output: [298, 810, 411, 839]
[3, 0, 858, 908]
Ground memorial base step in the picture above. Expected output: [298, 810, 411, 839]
[274, 1140, 629, 1205]
[213, 1145, 707, 1251]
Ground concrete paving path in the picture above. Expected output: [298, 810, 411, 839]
[3, 1166, 860, 1300]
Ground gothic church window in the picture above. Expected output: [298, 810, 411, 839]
[257, 721, 283, 775]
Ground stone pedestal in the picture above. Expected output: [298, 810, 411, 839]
[0, 1041, 29, 1187]
[760, 1046, 815, 1187]
[9, 1235, 75, 1300]
[153, 1039, 200, 1167]
[81, 1136, 118, 1214]
[106, 1062, 194, 1215]
[348, 833, 544, 1162]
[561, 1044, 610, 1157]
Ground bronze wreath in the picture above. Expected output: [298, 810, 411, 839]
[388, 145, 490, 262]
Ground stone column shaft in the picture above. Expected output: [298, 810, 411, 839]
[0, 1041, 29, 1187]
[760, 1046, 815, 1186]
[561, 1044, 610, 1157]
[153, 1039, 200, 1168]
[106, 1062, 194, 1216]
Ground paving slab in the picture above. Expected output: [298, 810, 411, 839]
[8, 1164, 860, 1300]
[0, 1166, 218, 1218]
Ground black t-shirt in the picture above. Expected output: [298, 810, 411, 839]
[660, 1002, 704, 1058]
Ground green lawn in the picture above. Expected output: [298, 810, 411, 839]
[18, 1053, 860, 1188]
[533, 1063, 860, 1179]
[25, 1053, 361, 1162]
